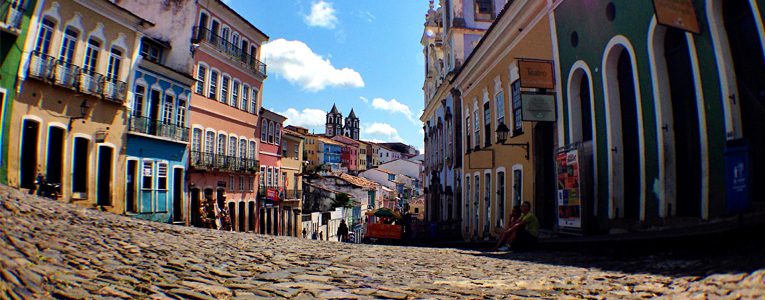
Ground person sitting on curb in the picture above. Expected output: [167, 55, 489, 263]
[491, 205, 522, 250]
[496, 201, 539, 251]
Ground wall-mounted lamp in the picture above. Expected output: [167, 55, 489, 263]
[495, 122, 529, 160]
[68, 100, 90, 130]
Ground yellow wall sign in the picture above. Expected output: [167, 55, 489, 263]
[652, 0, 701, 34]
[518, 60, 554, 89]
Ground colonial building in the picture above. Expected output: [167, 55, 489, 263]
[552, 0, 765, 232]
[11, 0, 149, 213]
[257, 108, 285, 235]
[453, 0, 556, 240]
[117, 0, 197, 224]
[331, 134, 359, 174]
[1, 0, 37, 184]
[317, 136, 342, 172]
[356, 139, 367, 173]
[188, 0, 266, 231]
[280, 128, 304, 237]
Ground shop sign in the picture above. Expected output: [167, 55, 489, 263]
[556, 150, 582, 229]
[652, 0, 701, 34]
[518, 60, 554, 89]
[521, 93, 556, 122]
[266, 188, 280, 201]
[725, 141, 750, 213]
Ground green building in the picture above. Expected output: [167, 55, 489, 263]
[1, 0, 36, 183]
[552, 0, 764, 232]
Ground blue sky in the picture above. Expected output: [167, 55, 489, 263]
[227, 0, 429, 151]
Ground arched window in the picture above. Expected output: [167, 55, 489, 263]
[268, 121, 274, 143]
[261, 119, 267, 141]
[217, 133, 227, 155]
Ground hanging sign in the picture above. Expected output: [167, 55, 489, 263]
[518, 60, 555, 89]
[266, 188, 280, 201]
[652, 0, 701, 34]
[521, 93, 556, 122]
[556, 150, 582, 229]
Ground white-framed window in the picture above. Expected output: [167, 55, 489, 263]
[473, 109, 480, 148]
[157, 162, 168, 190]
[192, 128, 202, 152]
[261, 119, 268, 141]
[142, 161, 154, 190]
[107, 48, 122, 81]
[217, 133, 226, 155]
[268, 121, 274, 143]
[83, 38, 100, 74]
[231, 80, 239, 108]
[59, 27, 78, 64]
[163, 94, 174, 124]
[220, 75, 230, 104]
[483, 102, 491, 147]
[259, 166, 266, 187]
[239, 175, 245, 191]
[209, 70, 218, 100]
[133, 85, 146, 117]
[267, 167, 272, 187]
[229, 174, 235, 192]
[248, 176, 254, 192]
[275, 124, 281, 145]
[195, 64, 207, 95]
[251, 89, 258, 113]
[232, 33, 240, 49]
[176, 98, 186, 126]
[242, 85, 249, 111]
[205, 131, 215, 153]
[34, 18, 55, 55]
[228, 136, 237, 157]
[511, 79, 523, 135]
[495, 90, 505, 127]
[239, 139, 247, 159]
[248, 141, 256, 160]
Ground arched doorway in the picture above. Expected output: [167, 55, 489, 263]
[248, 201, 256, 232]
[190, 188, 201, 227]
[723, 0, 765, 204]
[568, 65, 596, 220]
[259, 207, 266, 234]
[238, 201, 245, 232]
[603, 39, 643, 221]
[20, 119, 40, 189]
[663, 28, 702, 217]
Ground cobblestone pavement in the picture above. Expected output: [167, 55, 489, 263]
[1, 186, 764, 299]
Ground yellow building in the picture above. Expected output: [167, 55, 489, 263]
[281, 128, 304, 237]
[9, 0, 149, 214]
[454, 0, 557, 240]
[356, 139, 367, 172]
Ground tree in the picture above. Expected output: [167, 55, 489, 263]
[331, 193, 353, 209]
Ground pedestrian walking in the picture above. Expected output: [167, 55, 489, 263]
[337, 219, 349, 242]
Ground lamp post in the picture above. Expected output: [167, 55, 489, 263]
[68, 99, 90, 130]
[495, 122, 530, 160]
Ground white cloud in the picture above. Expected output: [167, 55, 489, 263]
[263, 39, 364, 92]
[304, 0, 338, 29]
[363, 122, 404, 142]
[280, 107, 327, 130]
[370, 98, 418, 124]
[359, 96, 369, 103]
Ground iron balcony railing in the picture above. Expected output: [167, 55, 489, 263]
[128, 115, 189, 142]
[26, 52, 127, 102]
[284, 189, 302, 200]
[2, 0, 25, 31]
[192, 26, 267, 78]
[190, 150, 259, 173]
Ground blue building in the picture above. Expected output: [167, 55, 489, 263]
[125, 37, 195, 224]
[318, 138, 342, 171]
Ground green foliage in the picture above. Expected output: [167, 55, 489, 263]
[331, 193, 353, 209]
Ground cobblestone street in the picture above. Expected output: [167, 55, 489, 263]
[1, 186, 764, 299]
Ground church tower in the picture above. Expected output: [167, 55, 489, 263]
[326, 103, 343, 137]
[344, 108, 360, 140]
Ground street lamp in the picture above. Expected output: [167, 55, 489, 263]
[495, 121, 529, 160]
[68, 99, 90, 130]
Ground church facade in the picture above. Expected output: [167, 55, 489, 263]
[325, 104, 360, 141]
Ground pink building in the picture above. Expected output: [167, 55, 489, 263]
[187, 0, 267, 232]
[332, 135, 359, 173]
[257, 109, 286, 235]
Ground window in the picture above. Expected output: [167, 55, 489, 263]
[475, 0, 494, 20]
[267, 167, 272, 187]
[107, 48, 122, 81]
[242, 85, 249, 111]
[259, 166, 266, 187]
[232, 33, 240, 49]
[497, 171, 505, 228]
[275, 124, 281, 145]
[474, 175, 480, 232]
[34, 18, 55, 55]
[465, 176, 471, 226]
[221, 27, 230, 42]
[239, 139, 247, 160]
[231, 81, 239, 108]
[83, 39, 100, 74]
[217, 133, 226, 155]
[176, 99, 186, 126]
[157, 163, 168, 190]
[261, 119, 268, 141]
[142, 161, 153, 190]
[294, 143, 299, 158]
[239, 175, 245, 191]
[192, 128, 202, 152]
[195, 65, 207, 95]
[163, 94, 174, 124]
[513, 169, 522, 207]
[250, 89, 258, 113]
[282, 141, 287, 157]
[465, 115, 470, 153]
[209, 70, 218, 100]
[220, 75, 230, 104]
[133, 85, 146, 116]
[483, 102, 491, 147]
[484, 173, 491, 233]
[229, 136, 237, 158]
[473, 110, 480, 148]
[268, 122, 274, 143]
[248, 176, 254, 192]
[205, 131, 214, 153]
[512, 80, 523, 135]
[140, 39, 163, 63]
[248, 141, 256, 160]
[388, 174, 395, 181]
[59, 28, 78, 64]
[229, 175, 235, 192]
[495, 91, 505, 130]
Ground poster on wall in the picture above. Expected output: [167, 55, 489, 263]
[556, 150, 582, 229]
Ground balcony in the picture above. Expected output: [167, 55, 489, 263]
[192, 26, 267, 78]
[284, 189, 302, 200]
[128, 115, 189, 142]
[1, 1, 25, 33]
[190, 150, 259, 173]
[26, 52, 128, 103]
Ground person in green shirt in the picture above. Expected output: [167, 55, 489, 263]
[498, 201, 539, 251]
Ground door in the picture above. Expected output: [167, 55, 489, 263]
[96, 146, 113, 206]
[173, 168, 183, 222]
[148, 90, 161, 135]
[238, 201, 245, 232]
[190, 188, 200, 226]
[46, 126, 65, 185]
[126, 160, 137, 212]
[20, 119, 39, 189]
